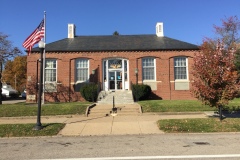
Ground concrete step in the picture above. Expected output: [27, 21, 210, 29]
[97, 90, 134, 104]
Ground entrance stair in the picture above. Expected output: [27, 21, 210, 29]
[97, 90, 134, 104]
[87, 90, 141, 117]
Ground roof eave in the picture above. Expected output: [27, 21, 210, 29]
[42, 48, 199, 52]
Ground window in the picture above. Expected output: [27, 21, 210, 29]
[124, 60, 128, 81]
[45, 59, 57, 82]
[76, 59, 89, 82]
[108, 59, 122, 69]
[158, 25, 162, 32]
[142, 58, 155, 80]
[174, 57, 188, 80]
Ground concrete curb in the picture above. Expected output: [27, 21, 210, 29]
[0, 115, 77, 120]
[143, 112, 210, 116]
[136, 103, 143, 114]
[85, 103, 96, 117]
[0, 111, 210, 120]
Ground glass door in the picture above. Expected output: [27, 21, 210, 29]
[109, 71, 115, 90]
[116, 71, 122, 90]
[109, 71, 122, 90]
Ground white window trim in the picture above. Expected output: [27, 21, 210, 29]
[174, 57, 189, 82]
[142, 57, 156, 82]
[75, 58, 89, 83]
[45, 59, 57, 83]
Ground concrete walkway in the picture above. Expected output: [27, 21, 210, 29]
[0, 112, 210, 136]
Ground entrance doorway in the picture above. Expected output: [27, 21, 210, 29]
[103, 58, 129, 91]
[109, 70, 122, 90]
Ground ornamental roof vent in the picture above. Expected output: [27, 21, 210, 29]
[156, 22, 164, 37]
[68, 24, 76, 38]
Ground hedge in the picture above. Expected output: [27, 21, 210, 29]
[80, 83, 98, 102]
[132, 84, 152, 101]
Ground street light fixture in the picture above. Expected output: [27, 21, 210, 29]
[91, 69, 96, 102]
[135, 68, 138, 84]
[34, 40, 45, 130]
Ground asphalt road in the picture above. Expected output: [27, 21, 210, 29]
[1, 133, 240, 160]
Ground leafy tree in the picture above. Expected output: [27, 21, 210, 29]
[192, 39, 239, 120]
[113, 31, 120, 36]
[214, 16, 240, 79]
[0, 32, 22, 104]
[192, 16, 240, 121]
[235, 47, 240, 79]
[2, 56, 27, 92]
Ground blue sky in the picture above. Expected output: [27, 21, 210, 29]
[1, 0, 240, 54]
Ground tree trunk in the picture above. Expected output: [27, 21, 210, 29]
[218, 105, 223, 121]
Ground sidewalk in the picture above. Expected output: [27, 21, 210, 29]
[0, 112, 210, 136]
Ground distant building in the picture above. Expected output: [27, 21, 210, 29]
[27, 22, 199, 102]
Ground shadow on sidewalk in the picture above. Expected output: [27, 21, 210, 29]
[68, 115, 111, 124]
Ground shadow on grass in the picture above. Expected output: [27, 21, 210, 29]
[42, 123, 59, 128]
[210, 111, 240, 118]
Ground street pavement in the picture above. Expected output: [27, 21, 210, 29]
[0, 112, 210, 136]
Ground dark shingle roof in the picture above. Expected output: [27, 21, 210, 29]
[32, 34, 199, 52]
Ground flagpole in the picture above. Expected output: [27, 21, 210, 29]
[42, 11, 46, 104]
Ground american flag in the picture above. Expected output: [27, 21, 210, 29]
[22, 19, 45, 54]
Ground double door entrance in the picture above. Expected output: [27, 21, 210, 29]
[109, 70, 122, 90]
[103, 58, 129, 91]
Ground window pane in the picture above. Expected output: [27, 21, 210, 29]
[45, 69, 56, 81]
[76, 59, 89, 81]
[142, 58, 155, 80]
[45, 59, 57, 82]
[108, 59, 122, 69]
[45, 60, 56, 69]
[174, 57, 187, 80]
[143, 58, 154, 67]
[143, 68, 153, 80]
[175, 67, 187, 79]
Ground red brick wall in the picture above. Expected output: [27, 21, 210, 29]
[26, 50, 198, 102]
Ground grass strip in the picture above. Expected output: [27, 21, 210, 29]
[139, 98, 240, 113]
[158, 118, 240, 133]
[138, 100, 216, 112]
[0, 102, 91, 117]
[0, 123, 65, 137]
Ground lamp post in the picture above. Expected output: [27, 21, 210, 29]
[34, 40, 45, 130]
[91, 69, 95, 102]
[92, 69, 96, 82]
[135, 68, 138, 84]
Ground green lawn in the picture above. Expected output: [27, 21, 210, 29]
[0, 123, 65, 137]
[138, 98, 240, 113]
[1, 99, 239, 117]
[0, 102, 91, 117]
[0, 99, 240, 136]
[158, 118, 240, 133]
[138, 100, 216, 112]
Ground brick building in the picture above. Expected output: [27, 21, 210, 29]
[27, 22, 199, 102]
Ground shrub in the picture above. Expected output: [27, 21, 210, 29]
[80, 83, 98, 102]
[132, 84, 152, 101]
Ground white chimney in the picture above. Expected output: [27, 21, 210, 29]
[68, 24, 76, 38]
[156, 22, 164, 37]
